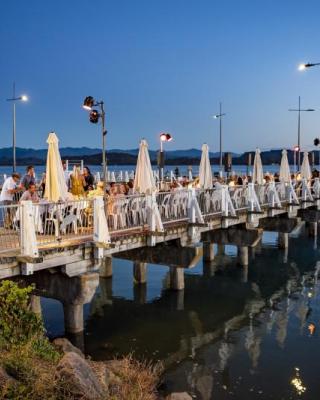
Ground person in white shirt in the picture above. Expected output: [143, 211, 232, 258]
[0, 173, 21, 204]
[0, 173, 21, 228]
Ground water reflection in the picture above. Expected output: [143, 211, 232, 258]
[32, 228, 320, 399]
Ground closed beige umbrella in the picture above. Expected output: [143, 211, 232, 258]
[252, 148, 264, 185]
[199, 143, 213, 189]
[301, 151, 311, 180]
[133, 139, 157, 194]
[44, 132, 68, 202]
[279, 149, 291, 183]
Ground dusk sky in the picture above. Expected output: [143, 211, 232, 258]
[0, 0, 320, 152]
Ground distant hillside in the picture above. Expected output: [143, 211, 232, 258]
[0, 147, 239, 164]
[0, 146, 318, 166]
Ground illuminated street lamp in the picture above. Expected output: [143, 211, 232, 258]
[298, 62, 320, 71]
[6, 82, 28, 172]
[289, 96, 315, 169]
[82, 96, 107, 191]
[293, 145, 300, 173]
[213, 102, 226, 176]
[158, 132, 173, 181]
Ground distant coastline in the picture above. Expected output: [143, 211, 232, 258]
[0, 147, 318, 166]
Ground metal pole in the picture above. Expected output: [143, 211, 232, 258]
[219, 102, 222, 175]
[13, 102, 16, 172]
[160, 140, 164, 182]
[293, 151, 296, 174]
[100, 102, 107, 194]
[298, 96, 301, 169]
[12, 82, 16, 172]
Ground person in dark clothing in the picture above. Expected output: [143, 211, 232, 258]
[21, 166, 36, 190]
[83, 166, 94, 191]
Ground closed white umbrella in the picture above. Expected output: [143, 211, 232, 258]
[110, 171, 116, 182]
[279, 149, 291, 183]
[133, 139, 156, 194]
[44, 132, 68, 202]
[252, 148, 264, 185]
[301, 152, 311, 180]
[199, 143, 213, 189]
[124, 171, 129, 183]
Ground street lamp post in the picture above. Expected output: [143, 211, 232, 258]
[159, 133, 172, 182]
[6, 83, 28, 172]
[83, 96, 107, 193]
[213, 102, 226, 176]
[289, 96, 315, 169]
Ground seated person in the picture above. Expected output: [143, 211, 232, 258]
[20, 184, 39, 203]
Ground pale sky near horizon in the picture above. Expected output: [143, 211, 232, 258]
[0, 0, 320, 152]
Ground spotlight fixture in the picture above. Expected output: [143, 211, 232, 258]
[83, 96, 95, 110]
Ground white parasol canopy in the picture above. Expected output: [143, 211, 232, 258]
[252, 148, 264, 185]
[44, 132, 68, 202]
[301, 151, 311, 180]
[199, 143, 213, 189]
[279, 149, 291, 183]
[133, 139, 157, 194]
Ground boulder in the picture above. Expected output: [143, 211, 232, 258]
[53, 337, 84, 358]
[0, 366, 16, 387]
[166, 393, 193, 400]
[55, 352, 105, 400]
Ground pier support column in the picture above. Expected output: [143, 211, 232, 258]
[30, 295, 42, 316]
[238, 246, 249, 266]
[63, 304, 84, 334]
[169, 267, 185, 290]
[133, 261, 147, 284]
[308, 222, 318, 238]
[100, 257, 113, 278]
[241, 265, 248, 283]
[217, 244, 225, 256]
[203, 242, 215, 262]
[278, 232, 289, 249]
[133, 284, 147, 304]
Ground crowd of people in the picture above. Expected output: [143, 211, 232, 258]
[1, 163, 320, 208]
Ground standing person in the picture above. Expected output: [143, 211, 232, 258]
[83, 166, 94, 192]
[70, 166, 85, 197]
[21, 166, 36, 190]
[0, 173, 21, 204]
[0, 173, 21, 228]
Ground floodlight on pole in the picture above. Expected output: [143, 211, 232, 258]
[82, 96, 107, 193]
[159, 132, 173, 182]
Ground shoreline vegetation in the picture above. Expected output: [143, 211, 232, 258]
[0, 148, 316, 166]
[0, 280, 163, 400]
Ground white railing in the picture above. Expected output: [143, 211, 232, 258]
[0, 180, 319, 256]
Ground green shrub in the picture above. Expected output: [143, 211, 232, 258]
[0, 280, 43, 348]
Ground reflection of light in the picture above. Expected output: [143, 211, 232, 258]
[308, 323, 316, 335]
[298, 64, 306, 71]
[291, 367, 307, 395]
[308, 291, 313, 298]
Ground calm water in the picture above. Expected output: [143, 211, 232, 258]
[0, 164, 285, 182]
[37, 227, 320, 399]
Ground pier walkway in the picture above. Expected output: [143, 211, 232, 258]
[1, 179, 320, 280]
